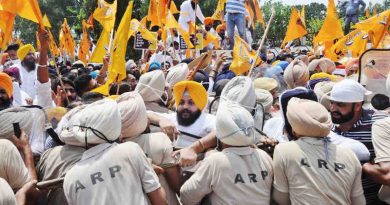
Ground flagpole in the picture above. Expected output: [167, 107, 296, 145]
[248, 8, 275, 77]
[108, 28, 115, 52]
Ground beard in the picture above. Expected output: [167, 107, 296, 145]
[331, 108, 355, 124]
[0, 96, 12, 111]
[177, 109, 202, 126]
[22, 59, 36, 71]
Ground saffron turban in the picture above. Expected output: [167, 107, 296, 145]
[173, 80, 207, 110]
[0, 72, 13, 98]
[17, 44, 35, 60]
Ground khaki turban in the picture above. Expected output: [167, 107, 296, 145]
[116, 92, 148, 140]
[17, 44, 35, 60]
[70, 99, 121, 145]
[253, 77, 278, 92]
[308, 58, 336, 74]
[135, 70, 166, 102]
[221, 76, 256, 112]
[0, 72, 13, 98]
[287, 98, 331, 137]
[216, 101, 260, 146]
[166, 63, 189, 88]
[254, 88, 273, 114]
[296, 55, 309, 65]
[173, 80, 207, 110]
[0, 107, 33, 139]
[283, 60, 309, 89]
[313, 81, 336, 110]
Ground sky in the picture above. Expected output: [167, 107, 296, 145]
[274, 0, 384, 6]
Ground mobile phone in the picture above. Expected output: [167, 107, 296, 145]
[13, 122, 21, 138]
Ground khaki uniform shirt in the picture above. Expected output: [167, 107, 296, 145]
[372, 118, 390, 203]
[0, 178, 17, 205]
[0, 139, 30, 190]
[273, 137, 364, 204]
[37, 145, 85, 205]
[180, 147, 273, 205]
[63, 142, 160, 205]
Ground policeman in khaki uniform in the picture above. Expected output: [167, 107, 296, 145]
[180, 101, 273, 205]
[62, 99, 166, 205]
[272, 98, 365, 205]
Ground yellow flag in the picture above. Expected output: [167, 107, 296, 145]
[170, 0, 179, 14]
[0, 10, 15, 50]
[301, 5, 306, 28]
[230, 35, 261, 75]
[93, 1, 134, 96]
[245, 0, 265, 27]
[78, 20, 91, 65]
[281, 7, 307, 47]
[48, 29, 59, 57]
[93, 0, 117, 32]
[59, 18, 75, 58]
[329, 29, 369, 61]
[354, 10, 390, 48]
[379, 31, 390, 48]
[204, 31, 220, 49]
[211, 0, 226, 22]
[43, 14, 52, 28]
[90, 29, 110, 63]
[314, 0, 343, 49]
[165, 11, 194, 48]
[0, 0, 44, 28]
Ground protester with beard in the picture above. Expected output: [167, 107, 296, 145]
[216, 24, 228, 50]
[51, 78, 78, 107]
[329, 79, 388, 205]
[0, 30, 53, 111]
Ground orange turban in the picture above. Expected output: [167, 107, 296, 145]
[173, 80, 207, 110]
[0, 72, 13, 98]
[204, 17, 214, 26]
[216, 23, 226, 33]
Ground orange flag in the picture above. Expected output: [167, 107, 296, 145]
[59, 18, 75, 58]
[78, 20, 91, 64]
[0, 0, 44, 28]
[48, 29, 59, 57]
[0, 10, 15, 50]
[281, 7, 307, 47]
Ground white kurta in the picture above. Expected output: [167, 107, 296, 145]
[178, 0, 205, 32]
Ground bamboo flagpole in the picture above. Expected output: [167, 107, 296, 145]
[248, 8, 276, 77]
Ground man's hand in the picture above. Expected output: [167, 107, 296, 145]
[159, 119, 179, 141]
[10, 130, 30, 152]
[37, 29, 49, 50]
[15, 180, 41, 205]
[171, 147, 197, 167]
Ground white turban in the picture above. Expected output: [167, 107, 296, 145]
[166, 63, 189, 88]
[254, 88, 273, 114]
[70, 99, 121, 145]
[56, 105, 88, 147]
[117, 92, 148, 140]
[284, 59, 309, 89]
[220, 76, 256, 112]
[287, 98, 331, 137]
[135, 70, 166, 102]
[313, 81, 336, 110]
[216, 101, 260, 146]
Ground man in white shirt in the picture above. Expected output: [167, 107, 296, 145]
[178, 0, 205, 32]
[16, 44, 38, 98]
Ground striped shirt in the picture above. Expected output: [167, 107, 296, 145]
[225, 0, 246, 15]
[332, 108, 388, 205]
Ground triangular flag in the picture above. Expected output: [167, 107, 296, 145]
[90, 29, 110, 63]
[43, 14, 51, 28]
[354, 10, 390, 48]
[92, 0, 134, 96]
[245, 0, 265, 27]
[0, 10, 15, 50]
[93, 0, 117, 32]
[165, 11, 194, 48]
[329, 29, 369, 61]
[170, 0, 179, 14]
[0, 0, 44, 28]
[48, 29, 60, 57]
[314, 0, 344, 58]
[281, 7, 307, 47]
[59, 18, 75, 58]
[301, 5, 306, 28]
[211, 0, 226, 22]
[230, 35, 261, 75]
[365, 8, 370, 18]
[78, 20, 91, 65]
